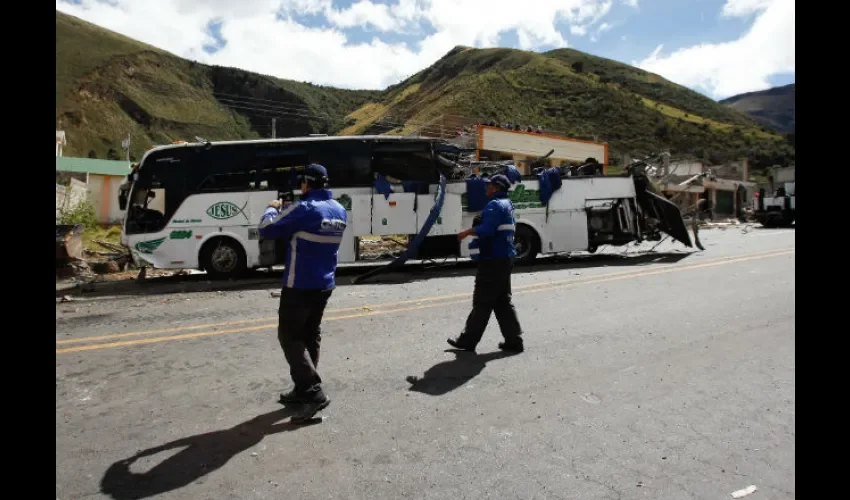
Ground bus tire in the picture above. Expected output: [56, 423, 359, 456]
[514, 224, 539, 265]
[199, 237, 247, 280]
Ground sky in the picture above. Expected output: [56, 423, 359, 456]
[56, 0, 794, 100]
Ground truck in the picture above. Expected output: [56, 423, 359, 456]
[752, 167, 795, 227]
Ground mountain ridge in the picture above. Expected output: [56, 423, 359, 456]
[720, 83, 795, 133]
[56, 10, 794, 169]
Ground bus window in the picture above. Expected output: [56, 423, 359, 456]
[307, 142, 372, 187]
[197, 171, 252, 193]
[372, 149, 439, 184]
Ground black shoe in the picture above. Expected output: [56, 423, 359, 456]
[498, 340, 524, 353]
[291, 394, 330, 423]
[447, 337, 476, 352]
[278, 389, 307, 405]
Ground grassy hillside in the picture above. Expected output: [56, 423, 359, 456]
[720, 83, 795, 133]
[343, 46, 794, 169]
[56, 11, 378, 160]
[57, 11, 793, 169]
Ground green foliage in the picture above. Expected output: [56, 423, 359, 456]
[58, 200, 98, 230]
[56, 10, 377, 159]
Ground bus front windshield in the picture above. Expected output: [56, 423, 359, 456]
[124, 184, 166, 234]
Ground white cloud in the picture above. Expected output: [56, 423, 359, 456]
[635, 0, 794, 98]
[622, 0, 638, 8]
[57, 0, 617, 89]
[325, 0, 404, 32]
[720, 0, 772, 17]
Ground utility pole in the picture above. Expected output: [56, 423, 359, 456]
[121, 130, 131, 161]
[272, 118, 276, 138]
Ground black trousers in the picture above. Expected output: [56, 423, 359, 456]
[277, 287, 333, 396]
[458, 258, 523, 346]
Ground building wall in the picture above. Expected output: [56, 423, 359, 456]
[668, 161, 703, 176]
[773, 166, 795, 183]
[478, 126, 607, 167]
[712, 160, 749, 182]
[88, 174, 126, 224]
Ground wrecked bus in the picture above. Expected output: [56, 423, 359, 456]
[117, 136, 694, 280]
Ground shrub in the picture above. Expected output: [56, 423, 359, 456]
[58, 200, 98, 230]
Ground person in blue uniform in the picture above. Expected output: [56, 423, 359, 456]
[450, 174, 525, 352]
[258, 164, 347, 420]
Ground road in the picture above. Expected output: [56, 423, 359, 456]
[56, 227, 795, 500]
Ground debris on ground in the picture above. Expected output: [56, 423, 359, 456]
[270, 291, 281, 298]
[731, 485, 757, 498]
[359, 236, 408, 259]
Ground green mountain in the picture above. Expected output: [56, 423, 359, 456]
[56, 11, 793, 169]
[55, 11, 377, 160]
[720, 83, 795, 134]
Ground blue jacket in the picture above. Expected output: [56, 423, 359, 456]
[468, 192, 517, 261]
[538, 167, 563, 206]
[258, 189, 347, 291]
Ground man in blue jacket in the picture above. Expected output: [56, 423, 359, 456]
[258, 163, 347, 421]
[450, 174, 525, 352]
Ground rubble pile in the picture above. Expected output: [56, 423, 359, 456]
[359, 236, 408, 259]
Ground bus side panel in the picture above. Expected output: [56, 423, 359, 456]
[416, 193, 462, 236]
[459, 213, 477, 258]
[352, 195, 372, 237]
[561, 177, 636, 204]
[543, 211, 589, 252]
[541, 181, 591, 253]
[372, 193, 417, 235]
[338, 213, 356, 263]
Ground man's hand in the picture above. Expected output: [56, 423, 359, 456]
[457, 228, 475, 241]
[269, 200, 282, 210]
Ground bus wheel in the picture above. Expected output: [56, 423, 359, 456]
[514, 224, 539, 264]
[200, 237, 246, 280]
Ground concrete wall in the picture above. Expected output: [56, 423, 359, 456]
[56, 177, 88, 222]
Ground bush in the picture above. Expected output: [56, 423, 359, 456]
[58, 200, 99, 230]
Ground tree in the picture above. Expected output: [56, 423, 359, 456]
[571, 61, 584, 73]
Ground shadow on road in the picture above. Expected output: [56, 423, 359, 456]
[68, 251, 694, 300]
[406, 349, 521, 396]
[100, 407, 318, 500]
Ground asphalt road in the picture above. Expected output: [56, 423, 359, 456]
[56, 227, 795, 500]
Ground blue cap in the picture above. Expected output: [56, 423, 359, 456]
[300, 163, 329, 185]
[486, 174, 511, 191]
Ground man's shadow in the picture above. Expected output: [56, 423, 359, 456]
[100, 406, 318, 500]
[406, 349, 520, 396]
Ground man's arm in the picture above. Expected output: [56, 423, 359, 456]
[258, 201, 309, 240]
[473, 202, 501, 238]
